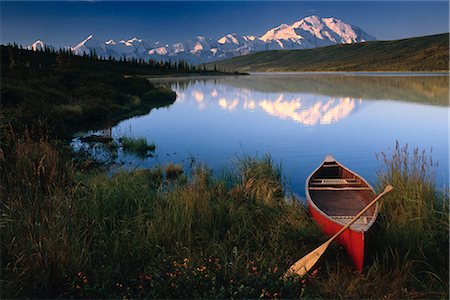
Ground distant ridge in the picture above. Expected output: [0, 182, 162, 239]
[204, 33, 449, 72]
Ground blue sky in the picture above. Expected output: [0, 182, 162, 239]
[1, 1, 448, 47]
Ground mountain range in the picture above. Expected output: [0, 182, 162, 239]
[204, 33, 449, 72]
[27, 15, 376, 63]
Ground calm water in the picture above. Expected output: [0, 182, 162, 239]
[74, 73, 449, 197]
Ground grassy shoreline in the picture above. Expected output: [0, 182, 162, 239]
[1, 130, 448, 298]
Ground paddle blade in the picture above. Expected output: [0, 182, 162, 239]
[384, 185, 394, 193]
[284, 241, 330, 279]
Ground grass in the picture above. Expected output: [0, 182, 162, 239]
[1, 129, 448, 298]
[165, 163, 184, 180]
[120, 136, 156, 159]
[373, 142, 449, 297]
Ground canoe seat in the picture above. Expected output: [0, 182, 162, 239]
[311, 178, 352, 185]
[331, 215, 371, 225]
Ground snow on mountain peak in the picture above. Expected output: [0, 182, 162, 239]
[260, 23, 299, 42]
[72, 34, 95, 53]
[260, 15, 374, 46]
[27, 40, 56, 51]
[127, 37, 142, 44]
[302, 15, 322, 26]
[30, 40, 45, 51]
[48, 15, 375, 63]
[218, 34, 241, 45]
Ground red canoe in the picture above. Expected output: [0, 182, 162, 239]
[305, 155, 380, 272]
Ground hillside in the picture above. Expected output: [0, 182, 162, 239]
[0, 46, 183, 137]
[204, 33, 449, 72]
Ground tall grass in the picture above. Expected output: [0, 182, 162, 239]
[0, 127, 89, 297]
[1, 135, 448, 298]
[371, 142, 448, 298]
[1, 136, 319, 298]
[296, 143, 449, 299]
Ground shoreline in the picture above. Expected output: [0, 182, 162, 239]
[145, 71, 449, 80]
[249, 71, 450, 76]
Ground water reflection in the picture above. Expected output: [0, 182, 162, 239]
[259, 96, 358, 125]
[165, 73, 449, 106]
[174, 81, 364, 126]
[80, 73, 448, 196]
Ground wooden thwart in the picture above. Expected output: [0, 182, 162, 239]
[308, 187, 372, 191]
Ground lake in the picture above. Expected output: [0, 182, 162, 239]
[73, 73, 449, 197]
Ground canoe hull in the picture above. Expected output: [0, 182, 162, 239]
[308, 202, 366, 272]
[305, 155, 379, 272]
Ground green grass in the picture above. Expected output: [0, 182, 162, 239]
[205, 33, 449, 72]
[1, 128, 448, 298]
[120, 136, 156, 158]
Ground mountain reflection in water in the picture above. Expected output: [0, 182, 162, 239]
[85, 74, 449, 196]
[176, 81, 365, 126]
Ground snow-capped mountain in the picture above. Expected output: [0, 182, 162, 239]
[28, 15, 376, 63]
[26, 40, 55, 51]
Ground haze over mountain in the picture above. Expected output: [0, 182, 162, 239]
[27, 15, 376, 63]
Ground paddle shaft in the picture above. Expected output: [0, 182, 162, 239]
[327, 185, 393, 244]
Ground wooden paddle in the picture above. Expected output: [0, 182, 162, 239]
[284, 185, 393, 279]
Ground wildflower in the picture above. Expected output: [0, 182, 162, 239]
[197, 265, 206, 272]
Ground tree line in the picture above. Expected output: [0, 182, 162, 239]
[2, 42, 221, 74]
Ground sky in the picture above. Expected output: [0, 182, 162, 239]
[0, 1, 448, 47]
